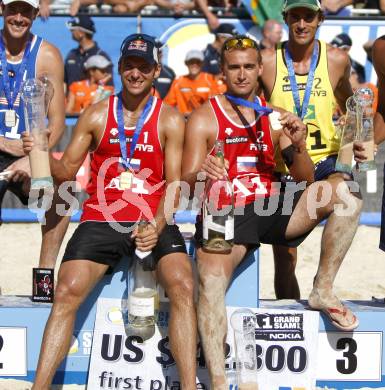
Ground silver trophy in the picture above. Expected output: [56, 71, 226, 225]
[21, 78, 53, 190]
[38, 74, 54, 116]
[335, 96, 357, 174]
[230, 308, 259, 390]
[354, 87, 376, 171]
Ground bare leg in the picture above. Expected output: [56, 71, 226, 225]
[272, 245, 300, 299]
[157, 253, 197, 390]
[197, 245, 246, 390]
[39, 186, 72, 268]
[286, 177, 362, 329]
[7, 157, 70, 269]
[32, 260, 108, 390]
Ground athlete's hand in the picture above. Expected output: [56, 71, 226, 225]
[132, 222, 159, 252]
[201, 154, 229, 180]
[280, 112, 307, 148]
[21, 129, 51, 154]
[353, 140, 368, 163]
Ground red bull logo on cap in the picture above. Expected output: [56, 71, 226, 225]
[127, 40, 148, 52]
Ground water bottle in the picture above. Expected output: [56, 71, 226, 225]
[203, 140, 234, 254]
[21, 78, 53, 190]
[128, 220, 158, 340]
[354, 87, 376, 171]
[335, 96, 357, 174]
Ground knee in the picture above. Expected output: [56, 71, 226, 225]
[331, 180, 363, 217]
[199, 272, 227, 301]
[165, 276, 195, 307]
[54, 279, 87, 310]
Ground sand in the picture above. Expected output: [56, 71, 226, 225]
[0, 222, 384, 300]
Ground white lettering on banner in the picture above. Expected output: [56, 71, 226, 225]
[88, 299, 319, 390]
[0, 327, 27, 376]
[316, 331, 382, 381]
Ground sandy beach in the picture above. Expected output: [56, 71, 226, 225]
[0, 222, 384, 300]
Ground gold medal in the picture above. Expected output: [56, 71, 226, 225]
[120, 171, 133, 190]
[5, 109, 16, 128]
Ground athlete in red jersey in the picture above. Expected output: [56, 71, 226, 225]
[23, 34, 197, 390]
[182, 35, 361, 389]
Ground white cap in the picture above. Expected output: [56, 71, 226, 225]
[84, 55, 111, 70]
[185, 49, 204, 63]
[2, 0, 39, 8]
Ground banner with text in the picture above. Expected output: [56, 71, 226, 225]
[88, 298, 319, 390]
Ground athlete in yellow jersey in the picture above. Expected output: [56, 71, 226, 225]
[260, 0, 362, 331]
[271, 39, 340, 169]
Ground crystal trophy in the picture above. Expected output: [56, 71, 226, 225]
[230, 308, 259, 390]
[21, 78, 53, 190]
[354, 87, 376, 171]
[335, 96, 357, 173]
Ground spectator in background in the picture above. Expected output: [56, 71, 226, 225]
[259, 19, 283, 50]
[70, 0, 152, 15]
[64, 15, 113, 91]
[153, 43, 176, 99]
[165, 49, 219, 116]
[349, 68, 378, 111]
[322, 0, 353, 16]
[331, 32, 366, 82]
[195, 0, 237, 30]
[202, 23, 236, 75]
[66, 55, 114, 114]
[152, 0, 195, 14]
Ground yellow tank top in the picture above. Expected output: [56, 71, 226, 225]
[269, 40, 339, 172]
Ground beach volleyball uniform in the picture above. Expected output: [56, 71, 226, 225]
[270, 40, 344, 182]
[63, 95, 186, 267]
[164, 72, 219, 116]
[0, 34, 43, 209]
[195, 96, 311, 249]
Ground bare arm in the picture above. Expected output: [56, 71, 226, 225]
[373, 37, 385, 145]
[39, 0, 50, 19]
[259, 48, 277, 100]
[37, 41, 66, 148]
[0, 41, 65, 157]
[24, 101, 105, 183]
[65, 90, 76, 115]
[181, 102, 217, 192]
[153, 104, 186, 232]
[329, 46, 353, 114]
[380, 0, 385, 12]
[194, 0, 220, 30]
[104, 0, 152, 10]
[278, 112, 314, 183]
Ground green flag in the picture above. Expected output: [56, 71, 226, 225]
[242, 0, 284, 25]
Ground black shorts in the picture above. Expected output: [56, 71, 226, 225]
[63, 221, 187, 268]
[277, 154, 353, 183]
[195, 185, 311, 250]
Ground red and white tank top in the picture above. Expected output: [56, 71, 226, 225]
[81, 95, 165, 223]
[209, 96, 277, 207]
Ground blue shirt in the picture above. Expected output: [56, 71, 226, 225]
[0, 34, 43, 139]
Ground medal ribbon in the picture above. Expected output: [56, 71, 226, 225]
[225, 94, 272, 119]
[0, 31, 32, 116]
[117, 92, 153, 171]
[284, 40, 319, 120]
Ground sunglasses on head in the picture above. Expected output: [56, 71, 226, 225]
[223, 37, 258, 51]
